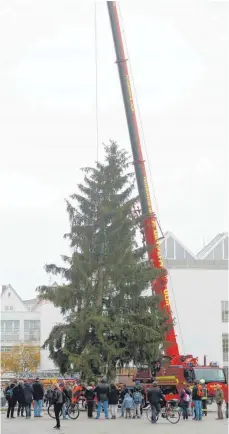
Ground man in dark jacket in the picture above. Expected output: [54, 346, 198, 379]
[52, 384, 64, 429]
[16, 381, 25, 417]
[147, 381, 166, 423]
[5, 382, 17, 419]
[23, 379, 33, 419]
[94, 377, 110, 419]
[32, 377, 44, 417]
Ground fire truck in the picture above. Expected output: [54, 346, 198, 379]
[106, 2, 228, 402]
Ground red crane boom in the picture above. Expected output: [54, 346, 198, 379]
[107, 1, 179, 358]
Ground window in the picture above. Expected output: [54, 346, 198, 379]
[8, 292, 11, 297]
[221, 301, 229, 322]
[0, 320, 20, 342]
[0, 346, 11, 352]
[4, 306, 13, 311]
[24, 320, 40, 342]
[194, 368, 226, 383]
[222, 333, 229, 362]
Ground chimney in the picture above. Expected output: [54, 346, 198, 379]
[2, 285, 7, 293]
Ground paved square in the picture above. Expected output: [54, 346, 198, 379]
[2, 411, 228, 434]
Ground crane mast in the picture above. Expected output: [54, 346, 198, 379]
[107, 1, 179, 358]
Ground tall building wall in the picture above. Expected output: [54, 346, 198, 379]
[167, 268, 228, 367]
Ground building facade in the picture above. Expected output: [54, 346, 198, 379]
[0, 284, 63, 371]
[160, 231, 228, 377]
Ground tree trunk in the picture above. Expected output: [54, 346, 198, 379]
[96, 267, 104, 308]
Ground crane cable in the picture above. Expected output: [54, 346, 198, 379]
[117, 4, 185, 354]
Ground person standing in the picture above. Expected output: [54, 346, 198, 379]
[108, 383, 119, 419]
[120, 384, 129, 417]
[85, 385, 96, 418]
[94, 377, 110, 419]
[23, 379, 33, 419]
[52, 384, 64, 430]
[216, 384, 224, 420]
[133, 388, 143, 419]
[192, 380, 203, 421]
[17, 381, 25, 417]
[179, 385, 191, 420]
[32, 377, 44, 417]
[147, 381, 166, 423]
[123, 392, 134, 418]
[199, 379, 208, 416]
[5, 382, 17, 419]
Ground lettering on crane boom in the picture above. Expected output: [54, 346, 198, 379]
[125, 75, 135, 112]
[125, 72, 171, 310]
[143, 176, 170, 308]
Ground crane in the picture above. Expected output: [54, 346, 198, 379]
[107, 1, 178, 359]
[106, 2, 228, 400]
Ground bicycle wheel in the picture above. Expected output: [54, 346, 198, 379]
[166, 408, 180, 424]
[146, 407, 159, 422]
[68, 404, 80, 420]
[48, 404, 62, 419]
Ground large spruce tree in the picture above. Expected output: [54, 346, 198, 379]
[37, 142, 168, 379]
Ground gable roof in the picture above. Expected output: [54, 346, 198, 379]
[1, 284, 25, 304]
[197, 232, 228, 259]
[160, 231, 196, 259]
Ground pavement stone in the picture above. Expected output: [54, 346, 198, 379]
[1, 411, 228, 434]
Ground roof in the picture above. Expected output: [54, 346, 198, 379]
[160, 231, 196, 259]
[1, 283, 58, 312]
[1, 284, 25, 305]
[197, 232, 228, 259]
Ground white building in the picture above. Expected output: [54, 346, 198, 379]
[160, 231, 228, 377]
[0, 284, 63, 371]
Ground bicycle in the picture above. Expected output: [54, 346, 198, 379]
[48, 399, 79, 420]
[146, 400, 180, 424]
[67, 402, 80, 420]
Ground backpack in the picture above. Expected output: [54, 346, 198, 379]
[133, 392, 142, 404]
[197, 385, 204, 398]
[183, 392, 190, 402]
[6, 388, 13, 400]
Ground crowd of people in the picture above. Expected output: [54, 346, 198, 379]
[4, 376, 228, 429]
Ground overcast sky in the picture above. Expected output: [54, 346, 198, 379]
[0, 1, 228, 298]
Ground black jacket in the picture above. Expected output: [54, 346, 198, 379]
[192, 385, 201, 401]
[17, 384, 25, 404]
[85, 388, 96, 401]
[32, 382, 44, 400]
[95, 382, 110, 402]
[53, 389, 63, 405]
[147, 387, 165, 404]
[109, 386, 119, 405]
[23, 384, 33, 405]
[63, 387, 71, 400]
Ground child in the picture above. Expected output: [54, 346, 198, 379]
[123, 393, 134, 419]
[133, 389, 143, 418]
